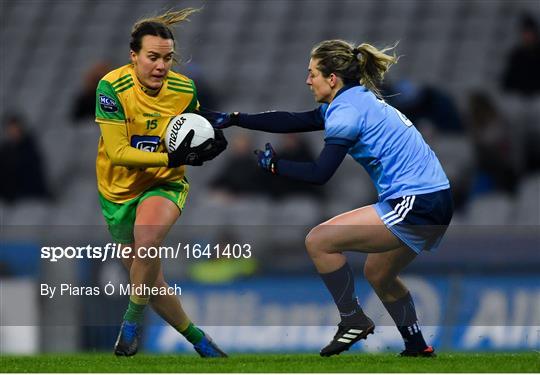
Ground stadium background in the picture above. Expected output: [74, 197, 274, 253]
[1, 0, 539, 356]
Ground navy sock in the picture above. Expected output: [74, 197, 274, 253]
[319, 263, 366, 324]
[383, 292, 428, 351]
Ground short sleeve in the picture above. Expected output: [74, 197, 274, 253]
[324, 102, 362, 145]
[95, 80, 126, 123]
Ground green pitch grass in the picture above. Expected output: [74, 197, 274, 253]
[1, 353, 539, 373]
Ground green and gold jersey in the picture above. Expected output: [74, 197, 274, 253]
[95, 64, 198, 203]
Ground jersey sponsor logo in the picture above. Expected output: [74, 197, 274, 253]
[99, 94, 118, 113]
[143, 112, 162, 118]
[130, 135, 160, 152]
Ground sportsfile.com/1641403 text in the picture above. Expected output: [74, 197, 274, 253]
[40, 243, 253, 262]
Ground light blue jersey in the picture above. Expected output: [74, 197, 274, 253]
[322, 86, 450, 201]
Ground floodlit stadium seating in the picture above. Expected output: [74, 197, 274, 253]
[1, 0, 539, 229]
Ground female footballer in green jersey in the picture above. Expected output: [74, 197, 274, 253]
[95, 8, 227, 358]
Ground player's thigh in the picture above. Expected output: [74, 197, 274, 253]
[134, 195, 181, 247]
[363, 245, 417, 283]
[307, 205, 403, 253]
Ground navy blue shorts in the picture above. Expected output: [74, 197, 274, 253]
[374, 189, 453, 254]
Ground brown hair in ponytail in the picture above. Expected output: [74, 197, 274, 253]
[311, 39, 399, 98]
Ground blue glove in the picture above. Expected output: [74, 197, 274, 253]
[254, 143, 278, 174]
[196, 107, 239, 129]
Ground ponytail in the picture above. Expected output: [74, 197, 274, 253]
[354, 42, 398, 98]
[130, 8, 201, 53]
[311, 39, 399, 98]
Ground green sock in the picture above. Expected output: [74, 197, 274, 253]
[177, 322, 204, 344]
[122, 296, 148, 323]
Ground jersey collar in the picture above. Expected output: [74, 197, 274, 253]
[334, 83, 363, 100]
[131, 67, 162, 97]
[140, 84, 160, 96]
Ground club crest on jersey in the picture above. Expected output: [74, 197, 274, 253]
[130, 135, 160, 152]
[99, 94, 118, 113]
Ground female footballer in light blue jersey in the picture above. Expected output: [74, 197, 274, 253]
[201, 40, 453, 357]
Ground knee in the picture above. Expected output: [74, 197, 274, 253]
[131, 245, 161, 267]
[305, 225, 330, 257]
[134, 234, 161, 250]
[133, 234, 163, 263]
[134, 224, 167, 250]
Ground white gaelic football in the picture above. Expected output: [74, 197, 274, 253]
[165, 113, 215, 152]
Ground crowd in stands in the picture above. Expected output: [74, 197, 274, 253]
[2, 12, 539, 224]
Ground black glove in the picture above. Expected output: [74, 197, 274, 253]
[167, 129, 228, 167]
[196, 107, 239, 129]
[167, 130, 209, 167]
[195, 129, 228, 161]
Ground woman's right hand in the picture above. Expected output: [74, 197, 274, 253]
[196, 107, 239, 129]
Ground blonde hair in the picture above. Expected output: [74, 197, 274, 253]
[311, 39, 399, 98]
[130, 8, 201, 53]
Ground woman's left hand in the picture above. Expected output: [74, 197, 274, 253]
[197, 129, 228, 162]
[254, 143, 278, 174]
